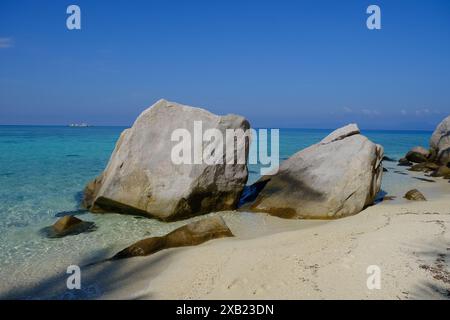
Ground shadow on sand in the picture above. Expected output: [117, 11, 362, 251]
[0, 247, 179, 300]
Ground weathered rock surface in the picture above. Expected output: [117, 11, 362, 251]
[244, 124, 384, 219]
[437, 147, 450, 166]
[319, 123, 360, 144]
[113, 216, 233, 259]
[430, 115, 450, 153]
[404, 189, 427, 201]
[83, 99, 250, 221]
[42, 216, 96, 238]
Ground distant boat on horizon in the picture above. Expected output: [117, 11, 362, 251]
[69, 123, 90, 127]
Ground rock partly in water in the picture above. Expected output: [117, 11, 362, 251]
[42, 216, 96, 238]
[405, 146, 429, 163]
[83, 99, 250, 221]
[113, 216, 233, 259]
[398, 158, 413, 167]
[404, 189, 427, 201]
[244, 124, 383, 219]
[430, 115, 450, 154]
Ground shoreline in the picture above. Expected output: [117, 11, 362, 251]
[2, 163, 449, 300]
[99, 186, 450, 300]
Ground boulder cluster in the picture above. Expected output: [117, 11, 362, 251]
[80, 100, 384, 221]
[399, 115, 450, 180]
[45, 100, 386, 255]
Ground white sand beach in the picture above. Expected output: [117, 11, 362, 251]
[17, 165, 445, 300]
[0, 158, 448, 300]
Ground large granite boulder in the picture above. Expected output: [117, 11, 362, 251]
[245, 124, 384, 219]
[83, 99, 250, 221]
[113, 216, 233, 259]
[430, 115, 450, 151]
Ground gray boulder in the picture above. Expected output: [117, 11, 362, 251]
[437, 147, 450, 166]
[430, 115, 450, 153]
[245, 124, 384, 219]
[83, 99, 250, 221]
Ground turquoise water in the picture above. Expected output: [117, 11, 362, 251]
[0, 125, 433, 298]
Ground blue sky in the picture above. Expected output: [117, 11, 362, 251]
[0, 0, 449, 129]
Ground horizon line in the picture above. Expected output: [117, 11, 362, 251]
[0, 124, 435, 132]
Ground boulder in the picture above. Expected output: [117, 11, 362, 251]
[83, 99, 250, 221]
[382, 156, 396, 162]
[398, 158, 413, 166]
[244, 124, 383, 219]
[404, 189, 426, 201]
[430, 115, 450, 153]
[437, 147, 450, 166]
[430, 165, 450, 178]
[405, 146, 429, 163]
[408, 162, 439, 172]
[42, 216, 96, 238]
[113, 216, 233, 259]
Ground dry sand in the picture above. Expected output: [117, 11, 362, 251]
[80, 173, 450, 300]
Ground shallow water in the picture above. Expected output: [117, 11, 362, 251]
[0, 125, 442, 298]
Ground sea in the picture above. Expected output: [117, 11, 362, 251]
[0, 125, 435, 298]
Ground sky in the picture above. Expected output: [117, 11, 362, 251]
[0, 0, 449, 130]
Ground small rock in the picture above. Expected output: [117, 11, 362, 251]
[42, 216, 96, 238]
[404, 189, 427, 201]
[398, 158, 413, 166]
[383, 195, 396, 201]
[382, 156, 396, 162]
[383, 168, 388, 172]
[113, 216, 233, 260]
[412, 177, 435, 183]
[408, 162, 439, 172]
[430, 165, 450, 177]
